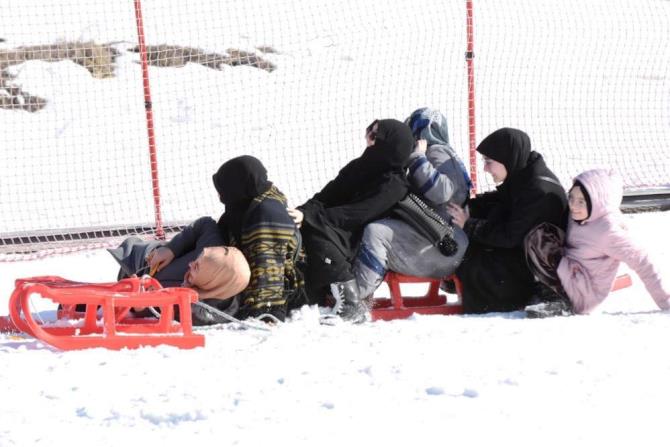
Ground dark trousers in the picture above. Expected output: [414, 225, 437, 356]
[456, 242, 535, 313]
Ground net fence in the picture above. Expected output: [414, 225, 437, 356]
[0, 0, 668, 260]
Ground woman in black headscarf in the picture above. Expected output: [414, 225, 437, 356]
[447, 128, 568, 313]
[210, 155, 302, 322]
[290, 119, 414, 322]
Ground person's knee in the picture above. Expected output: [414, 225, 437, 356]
[195, 217, 225, 247]
[194, 216, 217, 227]
[360, 223, 393, 264]
[362, 222, 392, 246]
[357, 236, 388, 276]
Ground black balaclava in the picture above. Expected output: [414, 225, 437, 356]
[476, 128, 531, 178]
[358, 119, 414, 175]
[571, 180, 592, 222]
[213, 155, 272, 241]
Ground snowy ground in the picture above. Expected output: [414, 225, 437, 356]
[1, 211, 669, 446]
[1, 0, 670, 445]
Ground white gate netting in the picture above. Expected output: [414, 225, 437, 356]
[473, 0, 670, 192]
[1, 0, 668, 260]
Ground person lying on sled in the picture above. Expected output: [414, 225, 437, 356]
[108, 218, 250, 325]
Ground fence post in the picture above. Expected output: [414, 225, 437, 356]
[133, 0, 165, 239]
[465, 0, 477, 194]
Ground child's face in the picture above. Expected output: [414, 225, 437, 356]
[568, 186, 589, 221]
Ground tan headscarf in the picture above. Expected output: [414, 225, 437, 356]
[184, 246, 250, 300]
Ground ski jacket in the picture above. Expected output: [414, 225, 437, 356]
[557, 169, 670, 313]
[405, 108, 471, 211]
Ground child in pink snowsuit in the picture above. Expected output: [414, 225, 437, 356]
[525, 168, 670, 316]
[559, 169, 669, 313]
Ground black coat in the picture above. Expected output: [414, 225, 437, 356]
[301, 168, 409, 260]
[457, 130, 567, 313]
[299, 119, 414, 303]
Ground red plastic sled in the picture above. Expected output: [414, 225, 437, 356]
[371, 272, 634, 321]
[5, 276, 204, 350]
[371, 273, 463, 321]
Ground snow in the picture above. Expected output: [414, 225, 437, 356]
[1, 211, 669, 446]
[1, 0, 670, 445]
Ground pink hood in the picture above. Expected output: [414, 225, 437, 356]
[578, 169, 623, 222]
[557, 169, 669, 313]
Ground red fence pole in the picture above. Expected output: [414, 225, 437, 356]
[133, 0, 165, 239]
[465, 0, 477, 194]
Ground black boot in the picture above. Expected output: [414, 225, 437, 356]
[190, 298, 240, 326]
[525, 282, 573, 318]
[330, 279, 367, 324]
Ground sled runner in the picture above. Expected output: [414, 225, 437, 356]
[6, 276, 204, 350]
[372, 272, 633, 321]
[371, 273, 463, 321]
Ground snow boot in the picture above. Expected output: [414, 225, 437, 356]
[440, 278, 457, 294]
[190, 298, 240, 326]
[525, 299, 573, 318]
[330, 279, 367, 324]
[525, 282, 573, 318]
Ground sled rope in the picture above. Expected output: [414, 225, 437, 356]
[144, 299, 275, 332]
[135, 274, 278, 331]
[28, 294, 46, 326]
[193, 301, 277, 331]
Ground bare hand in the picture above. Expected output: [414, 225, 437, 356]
[414, 139, 427, 155]
[447, 203, 469, 229]
[146, 246, 175, 274]
[287, 208, 304, 228]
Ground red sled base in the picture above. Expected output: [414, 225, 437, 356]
[2, 276, 204, 350]
[371, 273, 464, 321]
[371, 272, 633, 321]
